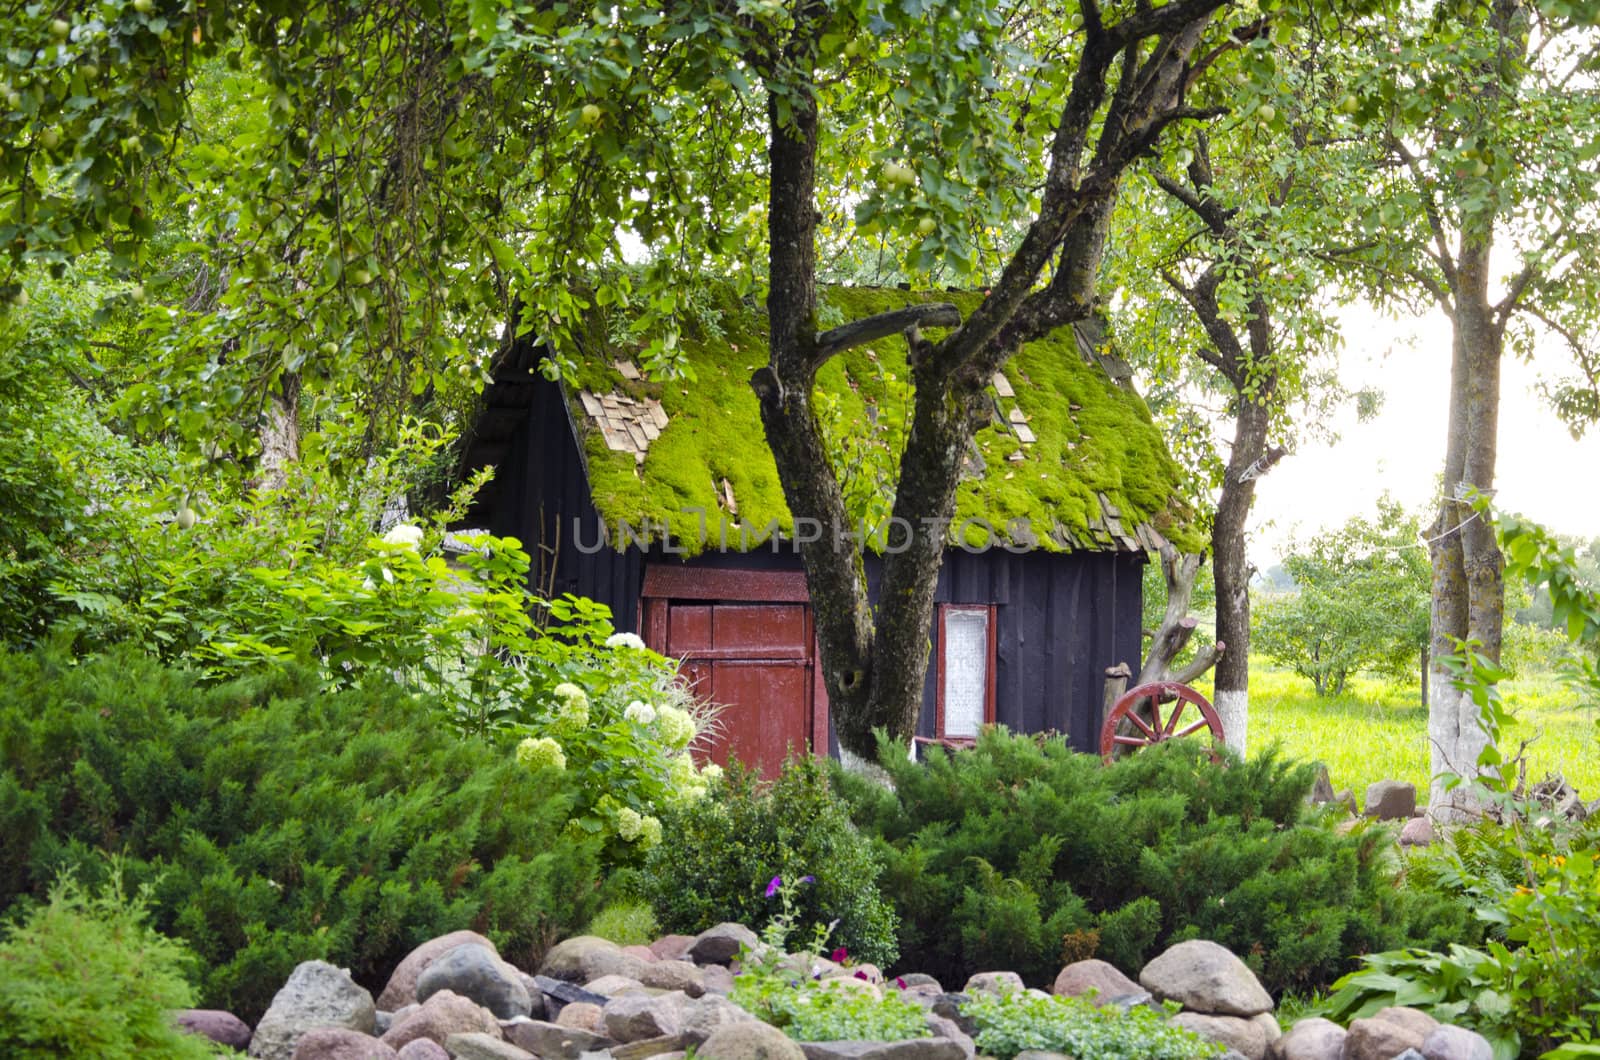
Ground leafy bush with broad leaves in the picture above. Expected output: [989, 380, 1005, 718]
[639, 754, 900, 968]
[0, 869, 227, 1059]
[834, 731, 1471, 992]
[964, 989, 1222, 1060]
[0, 648, 604, 1023]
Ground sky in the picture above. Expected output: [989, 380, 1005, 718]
[1244, 303, 1600, 567]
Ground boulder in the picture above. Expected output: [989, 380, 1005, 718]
[1252, 1012, 1282, 1043]
[513, 974, 546, 1020]
[585, 974, 648, 997]
[377, 931, 499, 1012]
[394, 1042, 450, 1060]
[251, 961, 377, 1060]
[175, 1009, 253, 1050]
[688, 923, 762, 967]
[680, 994, 757, 1046]
[380, 990, 501, 1051]
[499, 1017, 616, 1060]
[962, 972, 1024, 997]
[1013, 1052, 1071, 1060]
[1138, 940, 1273, 1017]
[442, 1032, 536, 1060]
[416, 943, 532, 1020]
[650, 935, 697, 962]
[899, 974, 943, 993]
[702, 965, 736, 995]
[1308, 764, 1336, 804]
[532, 974, 611, 1019]
[1267, 1017, 1344, 1060]
[555, 1001, 607, 1035]
[624, 944, 661, 964]
[639, 959, 707, 997]
[1051, 959, 1142, 1001]
[797, 1040, 968, 1060]
[1421, 1025, 1495, 1060]
[290, 1028, 398, 1060]
[541, 935, 651, 983]
[604, 991, 689, 1042]
[925, 1013, 976, 1060]
[817, 976, 882, 1001]
[930, 994, 976, 1036]
[698, 1021, 808, 1060]
[1400, 818, 1435, 848]
[1171, 1012, 1269, 1060]
[1344, 1007, 1439, 1060]
[1364, 780, 1417, 820]
[614, 1035, 690, 1060]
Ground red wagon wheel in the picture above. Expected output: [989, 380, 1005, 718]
[1099, 681, 1226, 763]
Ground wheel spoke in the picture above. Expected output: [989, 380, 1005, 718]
[1124, 709, 1157, 739]
[1173, 718, 1211, 739]
[1163, 698, 1187, 736]
[1113, 734, 1154, 747]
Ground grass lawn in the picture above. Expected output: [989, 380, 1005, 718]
[1199, 662, 1600, 804]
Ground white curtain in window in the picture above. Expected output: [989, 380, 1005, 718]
[943, 609, 989, 737]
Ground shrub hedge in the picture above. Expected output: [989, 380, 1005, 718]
[834, 731, 1472, 993]
[0, 648, 603, 1022]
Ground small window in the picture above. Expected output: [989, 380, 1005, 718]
[936, 604, 996, 742]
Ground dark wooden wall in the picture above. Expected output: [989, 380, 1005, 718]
[485, 377, 1147, 753]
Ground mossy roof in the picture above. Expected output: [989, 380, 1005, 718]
[566, 286, 1201, 557]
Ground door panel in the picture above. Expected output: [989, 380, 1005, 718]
[704, 659, 811, 776]
[711, 604, 809, 658]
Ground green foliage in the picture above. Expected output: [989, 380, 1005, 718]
[0, 869, 223, 1060]
[639, 755, 899, 968]
[1252, 498, 1432, 696]
[963, 989, 1223, 1060]
[0, 648, 604, 1023]
[584, 901, 659, 947]
[835, 730, 1470, 993]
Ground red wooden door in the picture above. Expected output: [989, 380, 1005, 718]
[640, 570, 824, 777]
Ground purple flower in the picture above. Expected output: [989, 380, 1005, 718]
[831, 946, 849, 963]
[854, 970, 869, 981]
[765, 876, 782, 898]
[800, 875, 815, 885]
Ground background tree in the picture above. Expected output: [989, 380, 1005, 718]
[1331, 0, 1600, 815]
[1252, 498, 1432, 697]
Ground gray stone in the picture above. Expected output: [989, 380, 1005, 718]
[1308, 764, 1336, 805]
[680, 994, 757, 1046]
[586, 974, 648, 997]
[1012, 1052, 1071, 1060]
[535, 976, 614, 1021]
[815, 976, 881, 1001]
[925, 1014, 976, 1060]
[701, 965, 736, 995]
[614, 1034, 689, 1060]
[499, 1017, 616, 1060]
[930, 994, 976, 1036]
[1364, 780, 1418, 820]
[688, 923, 761, 967]
[650, 935, 696, 962]
[1344, 1009, 1434, 1060]
[961, 972, 1024, 997]
[378, 931, 499, 1012]
[1101, 990, 1157, 1012]
[1051, 959, 1141, 1001]
[1252, 1012, 1282, 1043]
[1332, 790, 1359, 815]
[1267, 1017, 1345, 1060]
[542, 936, 652, 984]
[251, 960, 378, 1060]
[1374, 1006, 1441, 1040]
[604, 991, 688, 1042]
[1392, 1052, 1427, 1060]
[291, 1028, 398, 1060]
[515, 974, 547, 1020]
[1421, 1024, 1495, 1060]
[557, 1002, 607, 1035]
[1138, 940, 1273, 1017]
[797, 1040, 968, 1060]
[899, 974, 943, 992]
[417, 943, 532, 1020]
[395, 1043, 450, 1060]
[380, 990, 501, 1051]
[698, 1021, 807, 1060]
[443, 1032, 535, 1060]
[1172, 1012, 1269, 1060]
[623, 945, 661, 964]
[176, 1009, 253, 1050]
[1400, 818, 1435, 847]
[639, 959, 706, 997]
[374, 1012, 395, 1037]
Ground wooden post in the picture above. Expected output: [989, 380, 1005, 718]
[1102, 663, 1132, 737]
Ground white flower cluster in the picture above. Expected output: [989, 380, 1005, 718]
[605, 631, 647, 650]
[516, 736, 566, 772]
[613, 805, 663, 848]
[551, 682, 590, 729]
[381, 523, 424, 549]
[655, 704, 697, 749]
[624, 700, 657, 726]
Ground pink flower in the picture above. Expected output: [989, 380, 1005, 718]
[854, 970, 869, 981]
[831, 946, 849, 963]
[895, 977, 907, 990]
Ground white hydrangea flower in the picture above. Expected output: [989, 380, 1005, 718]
[515, 736, 566, 772]
[615, 806, 644, 841]
[552, 682, 587, 704]
[605, 631, 647, 650]
[624, 700, 657, 726]
[700, 763, 724, 784]
[655, 705, 697, 749]
[639, 814, 662, 849]
[381, 523, 424, 549]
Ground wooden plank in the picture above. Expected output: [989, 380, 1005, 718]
[579, 390, 604, 418]
[600, 423, 632, 451]
[1008, 407, 1027, 424]
[646, 400, 669, 429]
[991, 372, 1015, 397]
[626, 422, 650, 451]
[641, 565, 811, 603]
[1014, 423, 1036, 444]
[615, 359, 642, 380]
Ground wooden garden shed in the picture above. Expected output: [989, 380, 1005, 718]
[460, 287, 1199, 773]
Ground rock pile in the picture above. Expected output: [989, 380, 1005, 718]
[168, 928, 1494, 1060]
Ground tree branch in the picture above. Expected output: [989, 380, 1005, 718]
[1390, 136, 1458, 289]
[812, 303, 961, 368]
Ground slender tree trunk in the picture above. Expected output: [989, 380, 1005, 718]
[1429, 235, 1505, 820]
[255, 372, 301, 493]
[1212, 393, 1275, 754]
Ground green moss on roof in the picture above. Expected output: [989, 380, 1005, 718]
[568, 286, 1201, 556]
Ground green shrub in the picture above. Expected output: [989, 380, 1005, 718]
[834, 731, 1471, 992]
[964, 989, 1222, 1060]
[585, 900, 660, 946]
[0, 870, 223, 1059]
[639, 754, 899, 968]
[0, 648, 603, 1023]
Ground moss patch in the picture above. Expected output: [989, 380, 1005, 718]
[569, 286, 1200, 556]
